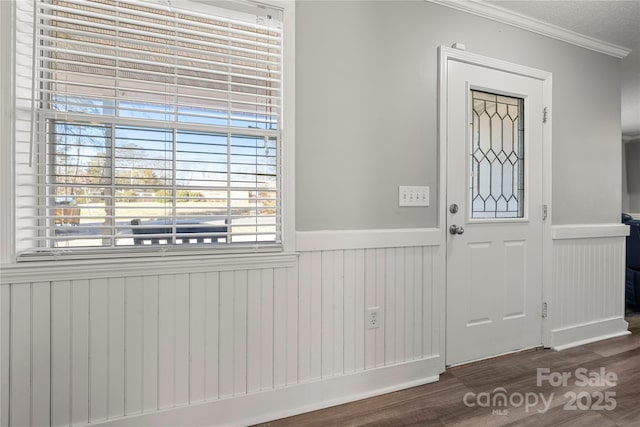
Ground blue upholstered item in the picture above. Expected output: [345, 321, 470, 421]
[623, 215, 640, 308]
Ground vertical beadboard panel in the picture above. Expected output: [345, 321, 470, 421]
[218, 270, 234, 397]
[10, 283, 31, 427]
[233, 270, 248, 396]
[260, 269, 274, 390]
[174, 273, 190, 406]
[51, 281, 71, 426]
[384, 248, 396, 365]
[1, 286, 10, 427]
[297, 251, 312, 382]
[285, 265, 298, 386]
[552, 237, 626, 330]
[125, 276, 144, 416]
[31, 282, 50, 427]
[554, 242, 568, 328]
[272, 267, 286, 388]
[394, 247, 406, 363]
[204, 271, 219, 401]
[343, 249, 356, 374]
[374, 249, 385, 368]
[354, 249, 366, 372]
[364, 249, 376, 370]
[89, 278, 109, 422]
[412, 247, 423, 360]
[333, 251, 344, 376]
[157, 274, 176, 409]
[141, 275, 159, 412]
[321, 250, 334, 377]
[189, 272, 206, 404]
[309, 251, 322, 381]
[553, 240, 566, 329]
[0, 285, 12, 426]
[108, 277, 126, 419]
[404, 247, 415, 360]
[246, 269, 262, 393]
[71, 279, 90, 425]
[422, 246, 435, 357]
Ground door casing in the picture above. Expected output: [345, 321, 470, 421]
[437, 46, 553, 364]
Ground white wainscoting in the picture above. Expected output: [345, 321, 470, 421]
[2, 265, 300, 426]
[0, 231, 444, 427]
[549, 224, 630, 350]
[296, 245, 443, 378]
[2, 223, 630, 426]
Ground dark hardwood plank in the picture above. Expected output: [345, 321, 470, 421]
[257, 314, 640, 427]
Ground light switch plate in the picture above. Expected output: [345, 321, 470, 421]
[399, 186, 430, 207]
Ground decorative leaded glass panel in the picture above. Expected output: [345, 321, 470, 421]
[470, 90, 524, 219]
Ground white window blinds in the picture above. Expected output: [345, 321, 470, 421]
[15, 0, 283, 257]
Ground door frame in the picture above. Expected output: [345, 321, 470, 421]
[437, 46, 553, 357]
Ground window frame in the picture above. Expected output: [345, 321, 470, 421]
[0, 0, 296, 263]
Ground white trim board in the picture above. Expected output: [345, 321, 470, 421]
[0, 252, 298, 284]
[428, 0, 631, 59]
[551, 317, 630, 351]
[92, 357, 441, 427]
[552, 223, 630, 240]
[280, 0, 296, 253]
[296, 228, 441, 252]
[0, 0, 15, 264]
[623, 134, 640, 143]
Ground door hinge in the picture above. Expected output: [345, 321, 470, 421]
[542, 302, 548, 318]
[542, 204, 548, 221]
[542, 107, 548, 123]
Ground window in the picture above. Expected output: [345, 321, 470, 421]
[14, 0, 287, 257]
[470, 90, 525, 219]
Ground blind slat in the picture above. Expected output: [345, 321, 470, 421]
[14, 0, 283, 255]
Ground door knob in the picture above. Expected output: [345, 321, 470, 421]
[449, 225, 464, 235]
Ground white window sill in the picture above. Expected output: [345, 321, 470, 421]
[1, 251, 299, 284]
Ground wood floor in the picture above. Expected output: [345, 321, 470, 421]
[257, 313, 640, 427]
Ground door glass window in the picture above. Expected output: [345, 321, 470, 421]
[470, 90, 525, 219]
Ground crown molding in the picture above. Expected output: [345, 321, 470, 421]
[428, 0, 631, 59]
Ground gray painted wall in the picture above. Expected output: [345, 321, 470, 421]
[623, 142, 629, 213]
[622, 48, 640, 136]
[295, 1, 622, 230]
[626, 140, 640, 212]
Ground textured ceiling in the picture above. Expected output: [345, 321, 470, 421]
[486, 0, 640, 50]
[485, 0, 640, 137]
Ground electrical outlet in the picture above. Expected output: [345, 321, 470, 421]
[366, 306, 381, 329]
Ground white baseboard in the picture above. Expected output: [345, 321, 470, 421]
[95, 356, 442, 427]
[550, 317, 630, 351]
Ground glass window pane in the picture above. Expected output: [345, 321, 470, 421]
[470, 90, 524, 219]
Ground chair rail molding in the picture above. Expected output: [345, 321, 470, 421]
[552, 223, 630, 240]
[296, 228, 442, 252]
[0, 253, 299, 284]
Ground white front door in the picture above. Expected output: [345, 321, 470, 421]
[446, 59, 545, 366]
